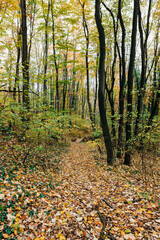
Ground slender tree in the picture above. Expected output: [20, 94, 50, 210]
[13, 26, 21, 102]
[117, 0, 126, 158]
[124, 0, 138, 165]
[95, 0, 114, 165]
[20, 0, 30, 109]
[134, 0, 152, 135]
[79, 0, 94, 129]
[51, 0, 59, 112]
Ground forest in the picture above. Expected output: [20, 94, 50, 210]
[0, 0, 160, 239]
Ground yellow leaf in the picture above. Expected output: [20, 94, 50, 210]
[15, 217, 19, 222]
[14, 206, 21, 210]
[3, 234, 9, 238]
[60, 235, 66, 240]
[11, 222, 20, 229]
[120, 230, 125, 236]
[14, 229, 17, 235]
[56, 233, 66, 239]
[135, 231, 139, 236]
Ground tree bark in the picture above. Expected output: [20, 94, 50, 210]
[117, 0, 126, 158]
[51, 0, 59, 112]
[124, 0, 138, 165]
[13, 28, 21, 101]
[42, 0, 50, 106]
[95, 0, 114, 165]
[79, 0, 94, 129]
[134, 0, 152, 135]
[20, 0, 30, 109]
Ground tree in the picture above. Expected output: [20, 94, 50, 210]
[42, 0, 50, 106]
[124, 0, 138, 165]
[20, 0, 30, 109]
[95, 0, 114, 165]
[51, 0, 60, 112]
[13, 25, 21, 103]
[117, 0, 126, 158]
[79, 0, 94, 130]
[134, 0, 152, 135]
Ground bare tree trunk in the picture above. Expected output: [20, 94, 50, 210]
[117, 0, 126, 158]
[62, 53, 68, 112]
[42, 0, 50, 106]
[102, 2, 117, 143]
[93, 52, 99, 125]
[51, 0, 59, 112]
[134, 0, 152, 135]
[79, 0, 94, 129]
[95, 0, 114, 165]
[20, 0, 29, 109]
[124, 0, 138, 165]
[13, 27, 21, 101]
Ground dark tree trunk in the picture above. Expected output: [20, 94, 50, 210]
[50, 74, 54, 108]
[134, 0, 152, 135]
[13, 28, 21, 101]
[95, 0, 114, 165]
[148, 48, 160, 125]
[124, 0, 138, 165]
[79, 0, 94, 129]
[117, 0, 126, 158]
[42, 0, 50, 106]
[62, 53, 68, 112]
[102, 2, 117, 143]
[20, 0, 30, 109]
[51, 1, 59, 112]
[93, 52, 99, 125]
[72, 50, 76, 111]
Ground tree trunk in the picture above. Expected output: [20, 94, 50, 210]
[124, 0, 138, 165]
[134, 0, 152, 135]
[51, 0, 59, 112]
[42, 0, 50, 106]
[13, 28, 21, 101]
[79, 1, 94, 129]
[62, 53, 68, 112]
[20, 0, 30, 109]
[148, 48, 160, 125]
[117, 0, 126, 158]
[95, 0, 114, 165]
[93, 52, 98, 125]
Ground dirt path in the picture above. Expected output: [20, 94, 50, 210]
[51, 142, 160, 240]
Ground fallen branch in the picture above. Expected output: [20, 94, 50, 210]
[0, 89, 39, 96]
[102, 198, 113, 209]
[98, 211, 116, 240]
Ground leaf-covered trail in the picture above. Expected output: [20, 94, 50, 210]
[0, 141, 160, 240]
[54, 142, 160, 239]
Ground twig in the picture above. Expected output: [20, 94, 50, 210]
[102, 198, 113, 209]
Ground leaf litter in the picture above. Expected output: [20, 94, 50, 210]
[0, 141, 160, 240]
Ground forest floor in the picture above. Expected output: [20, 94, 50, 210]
[0, 140, 160, 240]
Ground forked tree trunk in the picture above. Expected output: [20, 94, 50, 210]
[117, 0, 126, 158]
